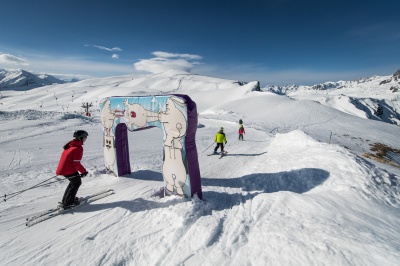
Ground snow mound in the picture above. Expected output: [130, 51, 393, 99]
[263, 130, 400, 206]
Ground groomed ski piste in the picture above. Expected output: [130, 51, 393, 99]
[1, 71, 400, 265]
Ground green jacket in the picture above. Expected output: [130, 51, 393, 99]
[215, 131, 227, 143]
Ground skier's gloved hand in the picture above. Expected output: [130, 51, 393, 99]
[81, 171, 88, 177]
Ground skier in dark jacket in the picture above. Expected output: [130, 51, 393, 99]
[214, 127, 227, 154]
[56, 130, 89, 209]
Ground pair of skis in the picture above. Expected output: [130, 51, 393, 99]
[208, 151, 228, 159]
[26, 189, 114, 227]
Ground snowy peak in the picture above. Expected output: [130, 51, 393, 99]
[379, 69, 400, 87]
[394, 69, 400, 81]
[0, 68, 65, 91]
[263, 70, 400, 125]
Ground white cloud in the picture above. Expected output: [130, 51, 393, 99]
[85, 45, 122, 52]
[112, 54, 119, 59]
[0, 53, 29, 66]
[134, 58, 193, 73]
[152, 51, 202, 60]
[134, 51, 203, 74]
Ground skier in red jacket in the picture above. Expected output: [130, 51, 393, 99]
[56, 130, 89, 209]
[238, 125, 245, 140]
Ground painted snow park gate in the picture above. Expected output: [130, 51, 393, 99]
[99, 94, 202, 199]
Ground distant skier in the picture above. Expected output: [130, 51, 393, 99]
[214, 127, 227, 154]
[238, 125, 245, 140]
[56, 130, 89, 209]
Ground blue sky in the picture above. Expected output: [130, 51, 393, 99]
[0, 0, 399, 86]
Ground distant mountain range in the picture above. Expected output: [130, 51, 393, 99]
[263, 70, 400, 125]
[264, 70, 400, 95]
[0, 69, 65, 91]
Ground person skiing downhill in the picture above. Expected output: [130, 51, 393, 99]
[56, 130, 89, 209]
[214, 127, 227, 154]
[238, 125, 245, 140]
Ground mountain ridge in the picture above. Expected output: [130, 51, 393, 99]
[263, 70, 400, 125]
[0, 68, 65, 91]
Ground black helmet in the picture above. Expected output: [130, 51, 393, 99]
[73, 130, 89, 140]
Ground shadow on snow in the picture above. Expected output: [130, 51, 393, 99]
[203, 168, 330, 193]
[202, 168, 330, 211]
[224, 151, 267, 157]
[70, 168, 329, 215]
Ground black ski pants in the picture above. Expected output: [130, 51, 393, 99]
[62, 172, 82, 206]
[214, 143, 225, 153]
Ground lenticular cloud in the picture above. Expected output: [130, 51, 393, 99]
[0, 53, 29, 66]
[134, 51, 202, 73]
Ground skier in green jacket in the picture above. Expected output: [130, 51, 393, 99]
[214, 127, 227, 154]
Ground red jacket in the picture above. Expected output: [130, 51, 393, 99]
[239, 127, 245, 134]
[56, 139, 86, 176]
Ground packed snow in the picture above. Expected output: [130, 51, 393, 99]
[0, 71, 400, 265]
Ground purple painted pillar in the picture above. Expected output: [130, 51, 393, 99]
[115, 123, 131, 176]
[174, 94, 202, 199]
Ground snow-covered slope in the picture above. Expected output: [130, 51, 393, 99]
[0, 70, 259, 113]
[0, 70, 399, 265]
[0, 68, 65, 91]
[264, 70, 400, 125]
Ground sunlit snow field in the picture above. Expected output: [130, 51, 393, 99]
[1, 71, 399, 265]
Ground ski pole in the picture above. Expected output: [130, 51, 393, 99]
[204, 141, 216, 152]
[2, 175, 60, 202]
[4, 179, 64, 202]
